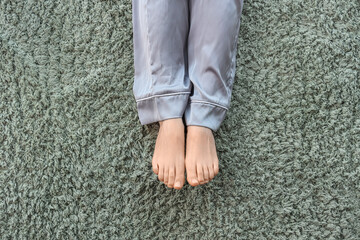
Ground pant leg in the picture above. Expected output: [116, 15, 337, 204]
[131, 0, 191, 125]
[184, 0, 244, 132]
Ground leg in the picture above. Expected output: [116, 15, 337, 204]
[185, 0, 244, 132]
[185, 0, 244, 186]
[131, 0, 190, 189]
[132, 0, 191, 125]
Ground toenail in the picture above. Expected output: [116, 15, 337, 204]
[174, 182, 181, 188]
[192, 179, 199, 185]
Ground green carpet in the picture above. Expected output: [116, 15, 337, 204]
[1, 0, 359, 239]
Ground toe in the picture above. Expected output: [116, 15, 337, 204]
[174, 178, 184, 190]
[174, 165, 185, 190]
[213, 161, 219, 176]
[152, 162, 159, 175]
[174, 175, 184, 190]
[203, 165, 209, 182]
[191, 178, 199, 186]
[158, 165, 164, 182]
[208, 165, 214, 180]
[186, 163, 199, 186]
[164, 166, 169, 185]
[197, 163, 205, 184]
[167, 167, 175, 188]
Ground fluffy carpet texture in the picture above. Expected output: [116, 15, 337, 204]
[1, 0, 359, 239]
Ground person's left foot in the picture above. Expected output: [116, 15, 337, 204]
[185, 126, 219, 186]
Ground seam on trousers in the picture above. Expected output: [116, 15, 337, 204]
[230, 16, 241, 84]
[136, 92, 191, 102]
[145, 0, 154, 95]
[190, 100, 229, 110]
[225, 10, 241, 95]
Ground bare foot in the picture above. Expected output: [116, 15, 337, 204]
[152, 118, 186, 190]
[185, 126, 219, 186]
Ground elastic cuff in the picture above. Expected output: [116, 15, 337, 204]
[135, 93, 190, 125]
[184, 101, 228, 132]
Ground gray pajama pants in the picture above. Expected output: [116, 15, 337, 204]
[131, 0, 244, 132]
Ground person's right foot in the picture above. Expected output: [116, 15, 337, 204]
[152, 118, 186, 190]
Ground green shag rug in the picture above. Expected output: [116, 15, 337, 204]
[1, 0, 359, 239]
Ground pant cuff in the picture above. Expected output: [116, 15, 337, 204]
[135, 93, 190, 125]
[184, 101, 228, 132]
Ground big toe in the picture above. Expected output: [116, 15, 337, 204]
[174, 176, 184, 190]
[186, 165, 199, 186]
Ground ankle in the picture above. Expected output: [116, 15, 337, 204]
[159, 118, 184, 128]
[187, 125, 213, 134]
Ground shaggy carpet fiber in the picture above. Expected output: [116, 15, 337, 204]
[1, 0, 359, 239]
